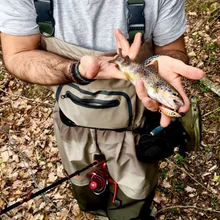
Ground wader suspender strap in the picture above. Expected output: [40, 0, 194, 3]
[127, 0, 145, 43]
[34, 0, 145, 42]
[34, 0, 55, 37]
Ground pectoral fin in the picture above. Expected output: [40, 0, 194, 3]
[124, 72, 133, 81]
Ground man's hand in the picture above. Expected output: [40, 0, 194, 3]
[114, 29, 205, 127]
[78, 55, 126, 80]
[78, 29, 142, 80]
[136, 56, 205, 127]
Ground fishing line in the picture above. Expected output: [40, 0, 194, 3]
[0, 160, 103, 215]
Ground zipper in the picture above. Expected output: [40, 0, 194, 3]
[63, 91, 120, 109]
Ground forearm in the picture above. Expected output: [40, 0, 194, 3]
[3, 50, 74, 85]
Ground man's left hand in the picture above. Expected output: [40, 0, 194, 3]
[114, 29, 205, 127]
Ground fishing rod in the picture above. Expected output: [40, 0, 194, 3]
[0, 160, 103, 215]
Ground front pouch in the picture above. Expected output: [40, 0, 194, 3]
[55, 79, 145, 130]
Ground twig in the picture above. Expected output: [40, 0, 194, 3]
[0, 100, 11, 106]
[157, 205, 220, 214]
[202, 107, 220, 118]
[188, 3, 220, 33]
[165, 159, 220, 201]
[204, 0, 219, 3]
[201, 141, 218, 148]
[201, 77, 220, 96]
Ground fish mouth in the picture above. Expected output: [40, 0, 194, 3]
[153, 93, 184, 110]
[158, 97, 183, 110]
[159, 99, 183, 113]
[161, 105, 177, 112]
[173, 99, 184, 107]
[159, 105, 182, 117]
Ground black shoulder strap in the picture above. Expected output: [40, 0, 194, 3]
[34, 0, 145, 42]
[34, 0, 55, 37]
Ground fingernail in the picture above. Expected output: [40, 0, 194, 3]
[179, 112, 186, 117]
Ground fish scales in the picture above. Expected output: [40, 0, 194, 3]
[113, 53, 184, 117]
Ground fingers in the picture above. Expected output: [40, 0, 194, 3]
[168, 77, 190, 113]
[136, 80, 171, 127]
[115, 30, 121, 54]
[96, 69, 126, 80]
[176, 86, 190, 114]
[114, 29, 142, 60]
[160, 114, 172, 127]
[129, 32, 142, 60]
[159, 56, 205, 80]
[95, 56, 127, 80]
[114, 29, 130, 56]
[135, 80, 159, 112]
[135, 80, 147, 99]
[181, 65, 205, 80]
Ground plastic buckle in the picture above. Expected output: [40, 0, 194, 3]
[127, 2, 145, 31]
[35, 0, 55, 37]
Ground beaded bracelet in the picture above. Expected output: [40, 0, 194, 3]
[70, 61, 95, 85]
[143, 55, 162, 66]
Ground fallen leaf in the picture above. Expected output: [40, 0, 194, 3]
[48, 172, 57, 182]
[214, 175, 220, 183]
[1, 151, 10, 162]
[161, 180, 171, 188]
[185, 185, 196, 193]
[153, 191, 167, 204]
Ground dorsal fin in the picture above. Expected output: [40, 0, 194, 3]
[145, 59, 159, 73]
[124, 55, 130, 62]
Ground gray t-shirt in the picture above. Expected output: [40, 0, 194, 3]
[0, 0, 186, 52]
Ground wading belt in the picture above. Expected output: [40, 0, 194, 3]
[34, 0, 145, 42]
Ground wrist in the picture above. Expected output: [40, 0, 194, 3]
[155, 50, 189, 64]
[69, 61, 95, 85]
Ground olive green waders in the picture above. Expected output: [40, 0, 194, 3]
[41, 36, 158, 219]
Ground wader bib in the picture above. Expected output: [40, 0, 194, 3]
[40, 36, 158, 219]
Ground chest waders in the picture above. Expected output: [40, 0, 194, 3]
[34, 1, 157, 219]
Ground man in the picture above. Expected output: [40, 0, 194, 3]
[0, 0, 204, 219]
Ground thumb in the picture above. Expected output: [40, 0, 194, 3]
[159, 56, 205, 80]
[179, 64, 205, 80]
[80, 56, 100, 79]
[173, 59, 205, 80]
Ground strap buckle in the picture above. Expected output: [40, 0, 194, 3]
[127, 2, 145, 32]
[35, 0, 55, 37]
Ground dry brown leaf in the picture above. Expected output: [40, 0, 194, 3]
[161, 180, 171, 188]
[185, 186, 196, 193]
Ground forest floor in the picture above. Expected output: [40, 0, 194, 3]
[0, 0, 219, 219]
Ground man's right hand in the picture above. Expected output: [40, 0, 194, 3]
[78, 55, 127, 80]
[78, 29, 142, 81]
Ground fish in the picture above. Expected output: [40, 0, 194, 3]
[112, 51, 184, 117]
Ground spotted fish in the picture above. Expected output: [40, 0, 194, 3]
[113, 51, 184, 117]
